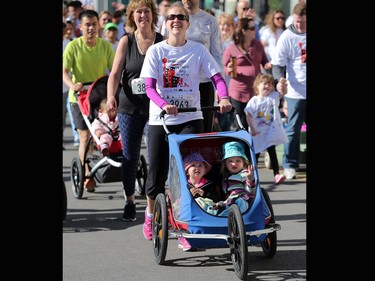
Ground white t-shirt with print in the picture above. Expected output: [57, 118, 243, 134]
[271, 28, 306, 99]
[244, 91, 288, 154]
[140, 40, 222, 126]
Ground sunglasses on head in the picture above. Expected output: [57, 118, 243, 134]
[166, 14, 188, 21]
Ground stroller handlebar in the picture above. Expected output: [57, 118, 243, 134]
[73, 81, 95, 97]
[159, 106, 244, 135]
[159, 106, 221, 119]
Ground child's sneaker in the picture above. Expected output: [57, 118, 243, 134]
[283, 168, 296, 180]
[274, 174, 286, 185]
[143, 208, 152, 241]
[101, 147, 109, 156]
[178, 237, 192, 251]
[100, 143, 109, 156]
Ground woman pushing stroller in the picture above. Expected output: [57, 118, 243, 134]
[139, 2, 232, 241]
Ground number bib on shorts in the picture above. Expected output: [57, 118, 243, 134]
[165, 94, 194, 109]
[131, 78, 146, 95]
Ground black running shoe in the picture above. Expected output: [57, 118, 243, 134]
[122, 201, 136, 221]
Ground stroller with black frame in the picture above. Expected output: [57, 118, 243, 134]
[70, 76, 148, 199]
[152, 107, 281, 280]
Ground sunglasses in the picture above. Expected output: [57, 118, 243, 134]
[275, 17, 285, 20]
[166, 14, 188, 21]
[242, 7, 250, 11]
[246, 26, 256, 31]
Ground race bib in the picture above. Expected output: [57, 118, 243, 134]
[131, 78, 146, 95]
[165, 94, 194, 109]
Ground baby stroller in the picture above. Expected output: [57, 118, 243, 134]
[70, 76, 148, 199]
[152, 107, 281, 280]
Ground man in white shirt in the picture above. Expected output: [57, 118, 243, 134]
[271, 1, 306, 180]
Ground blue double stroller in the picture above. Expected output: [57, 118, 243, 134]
[151, 107, 281, 280]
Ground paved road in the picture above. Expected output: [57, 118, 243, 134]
[63, 123, 306, 281]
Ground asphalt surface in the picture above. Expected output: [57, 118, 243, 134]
[63, 121, 306, 281]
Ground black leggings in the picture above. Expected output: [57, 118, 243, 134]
[229, 98, 248, 130]
[256, 145, 280, 176]
[199, 81, 215, 133]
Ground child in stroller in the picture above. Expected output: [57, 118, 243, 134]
[70, 76, 148, 199]
[212, 141, 255, 216]
[180, 152, 221, 251]
[91, 98, 120, 156]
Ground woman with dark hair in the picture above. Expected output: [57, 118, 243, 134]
[223, 17, 271, 130]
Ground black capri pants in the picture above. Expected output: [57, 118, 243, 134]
[199, 81, 215, 133]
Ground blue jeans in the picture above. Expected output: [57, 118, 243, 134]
[282, 97, 306, 169]
[66, 96, 79, 141]
[218, 198, 249, 217]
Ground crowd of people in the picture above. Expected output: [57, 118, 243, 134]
[63, 0, 306, 250]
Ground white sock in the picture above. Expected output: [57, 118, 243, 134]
[146, 207, 153, 218]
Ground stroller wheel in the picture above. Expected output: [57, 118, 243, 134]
[70, 157, 84, 199]
[261, 230, 277, 258]
[136, 154, 148, 195]
[152, 193, 168, 265]
[228, 204, 249, 280]
[260, 188, 277, 258]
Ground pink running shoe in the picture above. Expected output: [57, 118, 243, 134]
[143, 208, 152, 241]
[274, 174, 286, 185]
[178, 237, 192, 251]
